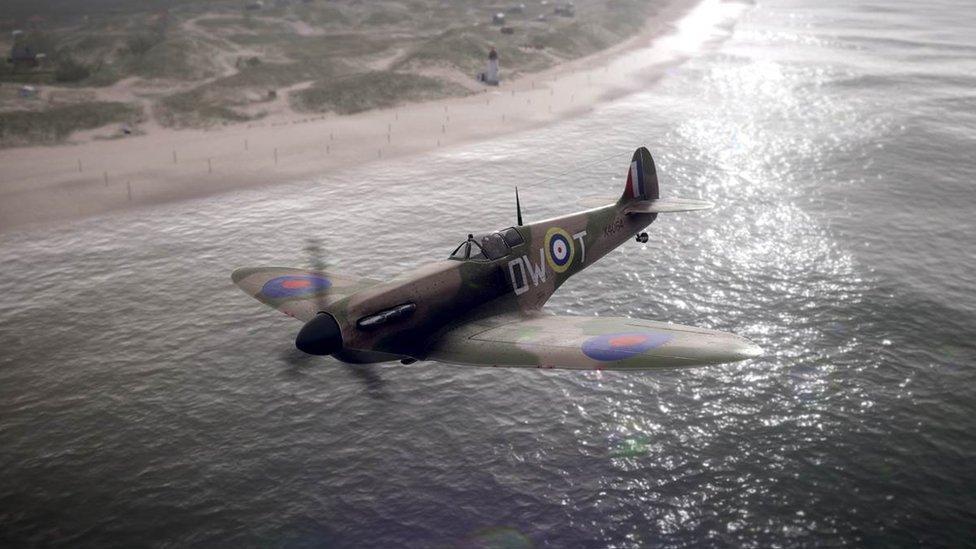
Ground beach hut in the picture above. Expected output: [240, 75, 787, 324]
[9, 46, 46, 69]
[554, 3, 575, 17]
[9, 31, 44, 70]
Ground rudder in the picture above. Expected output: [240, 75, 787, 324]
[621, 146, 659, 202]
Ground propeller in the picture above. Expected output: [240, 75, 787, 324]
[280, 238, 388, 396]
[304, 238, 329, 314]
[280, 346, 316, 369]
[295, 237, 344, 356]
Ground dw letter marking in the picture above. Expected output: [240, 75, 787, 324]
[508, 258, 529, 295]
[508, 250, 546, 295]
[510, 232, 587, 296]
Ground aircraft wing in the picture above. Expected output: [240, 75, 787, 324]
[426, 313, 761, 370]
[231, 267, 381, 322]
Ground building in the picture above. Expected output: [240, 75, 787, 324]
[554, 3, 576, 17]
[477, 47, 500, 86]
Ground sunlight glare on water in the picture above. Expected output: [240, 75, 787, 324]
[1, 0, 975, 546]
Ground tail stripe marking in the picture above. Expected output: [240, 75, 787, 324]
[625, 162, 635, 198]
[630, 159, 644, 199]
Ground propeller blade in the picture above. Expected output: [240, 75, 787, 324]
[295, 238, 345, 356]
[304, 238, 329, 313]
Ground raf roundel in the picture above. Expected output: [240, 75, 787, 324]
[261, 274, 331, 299]
[544, 227, 574, 273]
[581, 331, 673, 362]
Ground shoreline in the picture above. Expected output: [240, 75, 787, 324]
[0, 0, 711, 233]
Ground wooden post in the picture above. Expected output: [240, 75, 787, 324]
[208, 158, 213, 173]
[274, 148, 278, 165]
[126, 181, 132, 202]
[77, 159, 82, 173]
[244, 139, 248, 151]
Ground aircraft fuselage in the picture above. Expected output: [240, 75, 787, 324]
[329, 205, 657, 362]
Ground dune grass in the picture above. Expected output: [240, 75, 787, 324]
[0, 0, 663, 140]
[0, 102, 141, 148]
[290, 71, 468, 115]
[155, 87, 254, 128]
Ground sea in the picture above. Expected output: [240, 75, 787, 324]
[1, 0, 974, 546]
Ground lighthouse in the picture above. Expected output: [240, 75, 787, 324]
[478, 47, 500, 86]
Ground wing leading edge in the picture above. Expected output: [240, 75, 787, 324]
[426, 314, 761, 370]
[232, 267, 381, 322]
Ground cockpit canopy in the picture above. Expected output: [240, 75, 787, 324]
[449, 227, 525, 261]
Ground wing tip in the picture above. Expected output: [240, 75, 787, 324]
[230, 267, 253, 285]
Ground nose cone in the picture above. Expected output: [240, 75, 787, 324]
[295, 313, 343, 356]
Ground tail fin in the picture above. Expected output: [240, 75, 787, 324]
[621, 146, 659, 203]
[615, 146, 714, 214]
[578, 146, 713, 212]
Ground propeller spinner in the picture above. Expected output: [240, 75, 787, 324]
[295, 238, 344, 356]
[295, 312, 344, 355]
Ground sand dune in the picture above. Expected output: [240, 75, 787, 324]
[0, 0, 716, 232]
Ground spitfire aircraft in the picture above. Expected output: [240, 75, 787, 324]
[232, 147, 761, 370]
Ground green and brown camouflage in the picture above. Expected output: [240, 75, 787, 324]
[232, 147, 762, 370]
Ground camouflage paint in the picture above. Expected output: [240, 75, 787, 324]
[232, 148, 762, 369]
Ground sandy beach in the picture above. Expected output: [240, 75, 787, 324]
[0, 0, 719, 232]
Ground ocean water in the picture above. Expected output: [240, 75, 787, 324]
[2, 0, 975, 546]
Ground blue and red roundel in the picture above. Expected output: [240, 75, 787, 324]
[261, 275, 331, 299]
[581, 331, 672, 361]
[549, 234, 571, 266]
[544, 227, 574, 274]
